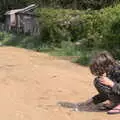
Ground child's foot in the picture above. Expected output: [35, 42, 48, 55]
[107, 104, 120, 114]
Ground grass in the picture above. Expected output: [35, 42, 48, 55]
[0, 32, 103, 66]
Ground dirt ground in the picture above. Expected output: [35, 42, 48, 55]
[0, 46, 119, 120]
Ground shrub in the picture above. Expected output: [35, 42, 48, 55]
[36, 4, 120, 61]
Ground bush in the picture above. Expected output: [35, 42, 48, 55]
[36, 4, 120, 61]
[0, 32, 52, 52]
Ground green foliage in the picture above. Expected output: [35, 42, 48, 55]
[35, 8, 102, 47]
[36, 4, 120, 63]
[36, 8, 86, 46]
[74, 52, 91, 66]
[0, 32, 53, 52]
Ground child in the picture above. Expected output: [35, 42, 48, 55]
[79, 51, 120, 114]
[58, 51, 120, 114]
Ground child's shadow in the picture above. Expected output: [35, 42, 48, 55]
[57, 101, 107, 112]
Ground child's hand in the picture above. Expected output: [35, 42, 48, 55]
[99, 76, 114, 87]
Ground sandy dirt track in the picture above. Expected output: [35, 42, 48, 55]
[0, 46, 119, 120]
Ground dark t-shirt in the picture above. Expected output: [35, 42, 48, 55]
[93, 63, 120, 104]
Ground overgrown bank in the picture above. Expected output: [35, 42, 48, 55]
[1, 4, 120, 65]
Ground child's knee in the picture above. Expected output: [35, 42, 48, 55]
[94, 77, 111, 95]
[93, 77, 100, 88]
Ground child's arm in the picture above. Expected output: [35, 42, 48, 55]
[100, 76, 120, 95]
[99, 76, 114, 87]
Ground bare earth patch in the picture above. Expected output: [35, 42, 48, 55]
[0, 46, 119, 120]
